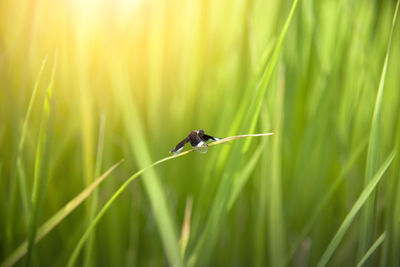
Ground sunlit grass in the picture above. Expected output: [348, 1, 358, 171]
[1, 0, 400, 266]
[1, 161, 122, 267]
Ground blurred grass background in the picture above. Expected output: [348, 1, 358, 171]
[1, 0, 400, 266]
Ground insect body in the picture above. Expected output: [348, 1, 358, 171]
[170, 130, 220, 154]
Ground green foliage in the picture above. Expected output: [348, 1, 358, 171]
[358, 2, 400, 266]
[1, 0, 400, 266]
[317, 151, 396, 267]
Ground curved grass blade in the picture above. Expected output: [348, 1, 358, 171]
[0, 160, 123, 267]
[66, 132, 273, 267]
[5, 56, 47, 248]
[316, 150, 396, 267]
[356, 232, 386, 267]
[26, 52, 57, 266]
[357, 0, 400, 263]
[16, 56, 48, 211]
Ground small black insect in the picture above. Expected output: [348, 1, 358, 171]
[170, 130, 221, 154]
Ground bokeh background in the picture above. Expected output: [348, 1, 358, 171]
[1, 0, 400, 266]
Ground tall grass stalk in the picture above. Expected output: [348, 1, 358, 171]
[357, 1, 400, 264]
[381, 113, 400, 266]
[187, 1, 298, 265]
[267, 66, 286, 267]
[317, 150, 396, 267]
[83, 114, 106, 267]
[25, 53, 57, 267]
[5, 57, 47, 251]
[114, 81, 183, 267]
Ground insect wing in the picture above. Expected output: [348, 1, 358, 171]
[170, 137, 189, 154]
[199, 133, 220, 142]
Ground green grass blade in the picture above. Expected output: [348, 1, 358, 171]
[285, 138, 368, 265]
[381, 116, 400, 266]
[267, 70, 286, 267]
[83, 113, 106, 267]
[356, 232, 386, 267]
[17, 55, 48, 176]
[187, 1, 298, 265]
[187, 149, 242, 266]
[317, 150, 396, 267]
[65, 133, 272, 267]
[25, 52, 57, 267]
[66, 169, 148, 267]
[242, 0, 298, 152]
[114, 83, 183, 267]
[228, 38, 275, 138]
[0, 160, 122, 267]
[379, 1, 400, 265]
[16, 160, 29, 224]
[5, 56, 47, 248]
[253, 105, 271, 267]
[227, 142, 265, 210]
[357, 0, 400, 263]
